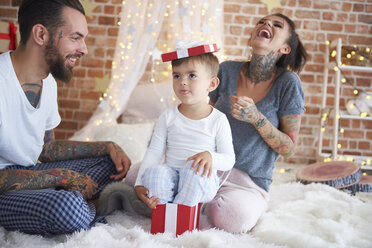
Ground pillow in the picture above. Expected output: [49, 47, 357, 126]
[94, 122, 155, 165]
[121, 81, 179, 123]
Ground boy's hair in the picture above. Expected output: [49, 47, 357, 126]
[18, 0, 85, 45]
[171, 53, 220, 77]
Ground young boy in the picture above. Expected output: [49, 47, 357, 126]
[134, 43, 235, 208]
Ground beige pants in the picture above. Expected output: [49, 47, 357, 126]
[200, 168, 269, 233]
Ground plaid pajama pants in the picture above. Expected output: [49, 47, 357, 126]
[0, 156, 116, 235]
[142, 161, 219, 206]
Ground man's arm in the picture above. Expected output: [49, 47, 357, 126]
[0, 168, 97, 199]
[40, 130, 131, 180]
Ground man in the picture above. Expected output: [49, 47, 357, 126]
[0, 0, 131, 235]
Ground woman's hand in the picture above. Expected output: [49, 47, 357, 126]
[230, 95, 261, 124]
[134, 185, 159, 209]
[108, 142, 131, 181]
[187, 151, 213, 177]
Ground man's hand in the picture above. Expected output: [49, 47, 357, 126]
[134, 185, 159, 209]
[187, 151, 213, 177]
[57, 169, 98, 200]
[0, 168, 97, 200]
[107, 142, 131, 181]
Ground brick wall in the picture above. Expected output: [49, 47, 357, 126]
[1, 0, 371, 165]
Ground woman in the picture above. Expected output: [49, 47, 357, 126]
[202, 13, 308, 233]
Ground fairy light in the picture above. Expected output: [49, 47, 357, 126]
[279, 169, 285, 173]
[331, 50, 337, 57]
[337, 144, 342, 149]
[340, 128, 344, 133]
[367, 159, 371, 165]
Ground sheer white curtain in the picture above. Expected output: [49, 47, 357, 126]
[71, 0, 223, 141]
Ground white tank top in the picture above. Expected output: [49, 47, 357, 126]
[0, 52, 61, 168]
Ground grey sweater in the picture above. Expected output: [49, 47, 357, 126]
[209, 61, 305, 191]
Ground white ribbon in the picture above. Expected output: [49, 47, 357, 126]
[164, 203, 178, 233]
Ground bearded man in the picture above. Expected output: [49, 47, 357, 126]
[0, 0, 131, 235]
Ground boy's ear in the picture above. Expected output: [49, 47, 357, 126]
[31, 24, 49, 46]
[208, 76, 219, 92]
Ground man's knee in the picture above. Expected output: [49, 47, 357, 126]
[46, 190, 94, 234]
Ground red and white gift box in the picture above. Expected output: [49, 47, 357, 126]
[161, 44, 218, 62]
[151, 203, 201, 236]
[0, 21, 20, 53]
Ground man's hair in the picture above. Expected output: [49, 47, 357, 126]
[171, 53, 220, 77]
[18, 0, 85, 45]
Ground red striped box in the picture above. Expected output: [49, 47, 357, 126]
[151, 203, 201, 236]
[161, 44, 218, 62]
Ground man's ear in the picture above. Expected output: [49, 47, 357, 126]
[31, 24, 49, 46]
[279, 43, 291, 55]
[208, 76, 219, 92]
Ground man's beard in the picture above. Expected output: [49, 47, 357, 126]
[45, 40, 73, 83]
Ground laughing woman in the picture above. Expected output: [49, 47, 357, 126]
[202, 13, 308, 233]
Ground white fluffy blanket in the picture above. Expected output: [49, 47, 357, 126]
[1, 166, 372, 248]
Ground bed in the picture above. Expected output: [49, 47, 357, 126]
[1, 82, 371, 248]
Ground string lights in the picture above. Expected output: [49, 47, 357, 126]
[71, 0, 223, 141]
[321, 40, 372, 165]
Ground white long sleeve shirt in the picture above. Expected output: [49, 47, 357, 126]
[135, 106, 235, 186]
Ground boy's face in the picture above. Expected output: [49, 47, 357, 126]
[172, 60, 215, 106]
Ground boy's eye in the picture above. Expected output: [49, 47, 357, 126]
[257, 20, 264, 25]
[173, 75, 180, 79]
[274, 23, 283, 28]
[189, 73, 196, 79]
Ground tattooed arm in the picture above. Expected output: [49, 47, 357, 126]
[0, 168, 97, 199]
[230, 96, 301, 157]
[40, 130, 131, 180]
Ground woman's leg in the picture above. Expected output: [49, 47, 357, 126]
[141, 164, 178, 204]
[201, 168, 269, 233]
[174, 161, 219, 206]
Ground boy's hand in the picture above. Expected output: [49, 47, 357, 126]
[134, 185, 159, 209]
[187, 151, 213, 177]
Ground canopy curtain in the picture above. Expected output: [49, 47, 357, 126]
[71, 0, 223, 141]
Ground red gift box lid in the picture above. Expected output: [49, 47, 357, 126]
[161, 43, 218, 62]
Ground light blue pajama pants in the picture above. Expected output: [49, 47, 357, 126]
[0, 156, 116, 235]
[141, 161, 220, 206]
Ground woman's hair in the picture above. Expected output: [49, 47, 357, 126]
[272, 13, 308, 73]
[171, 53, 220, 77]
[18, 0, 85, 45]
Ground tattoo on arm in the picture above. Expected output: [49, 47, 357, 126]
[255, 115, 301, 157]
[39, 140, 112, 162]
[0, 168, 77, 194]
[44, 130, 55, 144]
